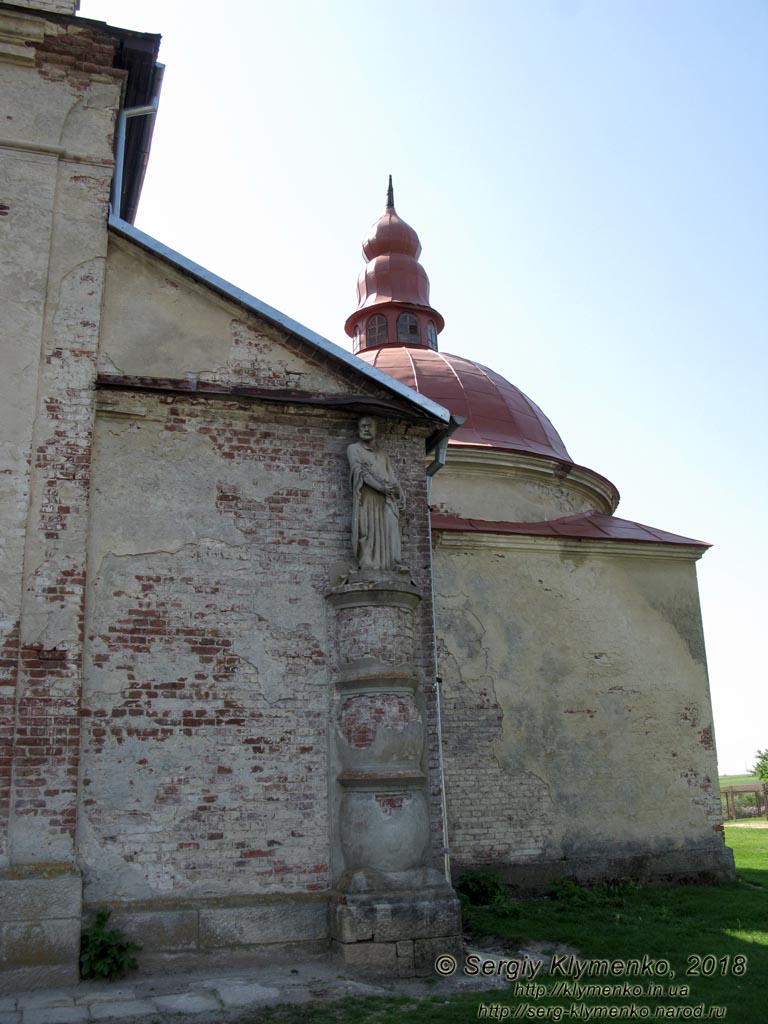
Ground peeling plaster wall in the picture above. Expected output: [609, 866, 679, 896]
[100, 235, 380, 397]
[434, 537, 731, 884]
[81, 398, 334, 900]
[80, 383, 443, 907]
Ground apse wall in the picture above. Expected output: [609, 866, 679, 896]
[434, 530, 734, 887]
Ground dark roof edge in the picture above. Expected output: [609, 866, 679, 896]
[107, 216, 451, 427]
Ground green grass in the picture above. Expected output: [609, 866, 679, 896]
[719, 774, 758, 787]
[238, 826, 767, 1024]
[727, 825, 768, 880]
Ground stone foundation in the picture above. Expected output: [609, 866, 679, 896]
[85, 894, 329, 974]
[0, 865, 82, 994]
[331, 889, 462, 976]
[455, 842, 736, 895]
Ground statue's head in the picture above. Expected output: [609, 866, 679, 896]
[358, 416, 376, 442]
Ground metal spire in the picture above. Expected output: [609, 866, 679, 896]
[386, 174, 395, 211]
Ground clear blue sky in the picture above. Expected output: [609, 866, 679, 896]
[80, 0, 767, 775]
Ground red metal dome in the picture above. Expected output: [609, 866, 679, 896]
[358, 346, 573, 462]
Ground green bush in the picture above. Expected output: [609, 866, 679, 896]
[79, 910, 141, 981]
[550, 877, 640, 909]
[456, 869, 518, 918]
[752, 748, 768, 782]
[550, 877, 589, 906]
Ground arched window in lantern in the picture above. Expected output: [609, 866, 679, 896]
[366, 314, 388, 346]
[426, 321, 438, 350]
[353, 325, 362, 353]
[397, 313, 420, 343]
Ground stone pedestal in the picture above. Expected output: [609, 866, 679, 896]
[326, 575, 462, 976]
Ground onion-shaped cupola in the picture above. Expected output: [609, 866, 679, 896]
[345, 176, 444, 354]
[351, 183, 590, 472]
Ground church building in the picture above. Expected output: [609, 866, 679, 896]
[0, 0, 732, 992]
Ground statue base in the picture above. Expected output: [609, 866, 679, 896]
[329, 879, 462, 977]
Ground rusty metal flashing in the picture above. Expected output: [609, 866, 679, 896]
[430, 511, 710, 548]
[106, 217, 452, 429]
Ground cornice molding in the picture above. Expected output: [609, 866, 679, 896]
[434, 530, 704, 561]
[0, 8, 43, 65]
[441, 445, 619, 515]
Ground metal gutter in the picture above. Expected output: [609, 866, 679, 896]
[110, 63, 164, 222]
[107, 214, 452, 428]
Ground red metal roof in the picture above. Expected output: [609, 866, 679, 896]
[346, 178, 444, 338]
[355, 253, 432, 312]
[359, 346, 572, 462]
[362, 204, 421, 261]
[430, 511, 710, 547]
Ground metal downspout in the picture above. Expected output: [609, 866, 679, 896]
[425, 419, 461, 882]
[110, 64, 165, 219]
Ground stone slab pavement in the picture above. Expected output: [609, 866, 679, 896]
[0, 945, 529, 1024]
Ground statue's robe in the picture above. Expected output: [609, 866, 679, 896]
[347, 441, 402, 571]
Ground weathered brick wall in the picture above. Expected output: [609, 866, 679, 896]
[80, 391, 443, 903]
[438, 630, 554, 866]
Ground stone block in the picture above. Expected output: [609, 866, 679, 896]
[395, 939, 415, 978]
[106, 909, 198, 952]
[89, 1001, 157, 1020]
[0, 1011, 20, 1024]
[0, 872, 81, 922]
[16, 993, 73, 1009]
[414, 934, 464, 976]
[493, 843, 737, 894]
[332, 939, 397, 975]
[25, 1008, 88, 1024]
[0, 919, 80, 969]
[374, 897, 461, 942]
[214, 983, 281, 1008]
[331, 893, 461, 948]
[199, 900, 327, 948]
[153, 993, 221, 1014]
[74, 990, 135, 1006]
[0, 872, 81, 992]
[0, 967, 78, 997]
[329, 902, 375, 943]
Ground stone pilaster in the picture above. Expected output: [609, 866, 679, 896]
[0, 3, 123, 988]
[326, 574, 461, 977]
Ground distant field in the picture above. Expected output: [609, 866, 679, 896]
[720, 773, 759, 786]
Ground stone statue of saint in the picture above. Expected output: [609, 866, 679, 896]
[347, 416, 404, 572]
